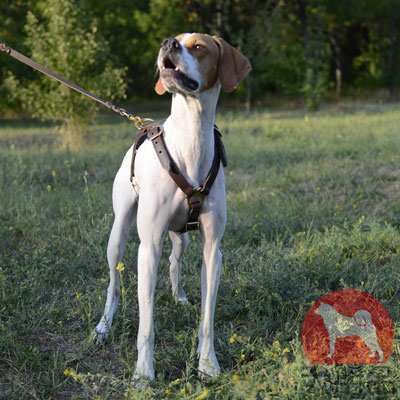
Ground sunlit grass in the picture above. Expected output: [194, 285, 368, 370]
[1, 104, 399, 398]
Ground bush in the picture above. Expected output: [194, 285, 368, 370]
[11, 0, 127, 147]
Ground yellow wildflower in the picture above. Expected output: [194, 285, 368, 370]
[196, 390, 210, 400]
[116, 262, 125, 272]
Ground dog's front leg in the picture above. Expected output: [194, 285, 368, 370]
[197, 203, 226, 378]
[328, 334, 336, 358]
[198, 237, 222, 377]
[133, 218, 166, 386]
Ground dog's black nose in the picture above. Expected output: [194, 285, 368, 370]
[161, 37, 180, 52]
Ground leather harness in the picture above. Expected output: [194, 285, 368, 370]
[130, 120, 227, 234]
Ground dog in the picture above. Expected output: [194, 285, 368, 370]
[315, 302, 384, 362]
[93, 33, 251, 384]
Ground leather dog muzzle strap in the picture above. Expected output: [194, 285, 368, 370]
[131, 121, 227, 233]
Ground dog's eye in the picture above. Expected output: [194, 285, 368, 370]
[194, 44, 204, 50]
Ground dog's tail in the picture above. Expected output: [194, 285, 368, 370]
[354, 309, 373, 327]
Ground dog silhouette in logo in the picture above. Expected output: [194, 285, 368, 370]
[315, 302, 384, 362]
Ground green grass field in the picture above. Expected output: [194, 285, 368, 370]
[1, 104, 399, 399]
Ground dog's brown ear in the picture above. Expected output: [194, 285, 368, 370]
[213, 37, 251, 93]
[155, 77, 166, 95]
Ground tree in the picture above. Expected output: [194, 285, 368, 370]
[2, 0, 400, 113]
[8, 0, 127, 147]
[0, 0, 34, 115]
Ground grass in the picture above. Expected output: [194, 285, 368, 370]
[1, 103, 399, 399]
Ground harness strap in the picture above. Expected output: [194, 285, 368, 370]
[130, 120, 227, 234]
[130, 120, 166, 181]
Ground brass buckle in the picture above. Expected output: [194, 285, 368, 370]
[186, 188, 206, 208]
[185, 221, 200, 231]
[149, 127, 164, 141]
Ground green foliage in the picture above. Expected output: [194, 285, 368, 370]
[302, 65, 327, 111]
[244, 3, 305, 96]
[0, 72, 21, 116]
[10, 0, 127, 146]
[2, 0, 400, 112]
[1, 104, 399, 398]
[0, 0, 34, 114]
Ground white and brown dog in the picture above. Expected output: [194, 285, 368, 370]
[93, 33, 251, 384]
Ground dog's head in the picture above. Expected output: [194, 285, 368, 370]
[155, 33, 251, 95]
[315, 302, 329, 315]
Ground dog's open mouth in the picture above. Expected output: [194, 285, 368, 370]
[160, 57, 199, 91]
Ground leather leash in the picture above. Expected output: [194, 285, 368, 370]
[0, 41, 228, 234]
[131, 120, 228, 234]
[0, 41, 150, 129]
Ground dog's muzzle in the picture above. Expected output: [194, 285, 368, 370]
[161, 37, 181, 52]
[159, 38, 199, 92]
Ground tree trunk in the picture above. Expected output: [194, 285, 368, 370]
[329, 29, 342, 95]
[245, 75, 251, 117]
[388, 1, 399, 97]
[298, 0, 310, 62]
[216, 0, 224, 37]
[60, 119, 87, 149]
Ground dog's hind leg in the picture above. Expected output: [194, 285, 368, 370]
[93, 163, 137, 344]
[168, 231, 189, 304]
[365, 337, 384, 362]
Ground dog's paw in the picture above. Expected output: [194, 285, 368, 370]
[131, 371, 152, 390]
[92, 329, 109, 345]
[173, 287, 189, 305]
[198, 358, 220, 380]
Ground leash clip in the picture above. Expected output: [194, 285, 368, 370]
[0, 42, 11, 55]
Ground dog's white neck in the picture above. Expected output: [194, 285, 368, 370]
[164, 84, 221, 187]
